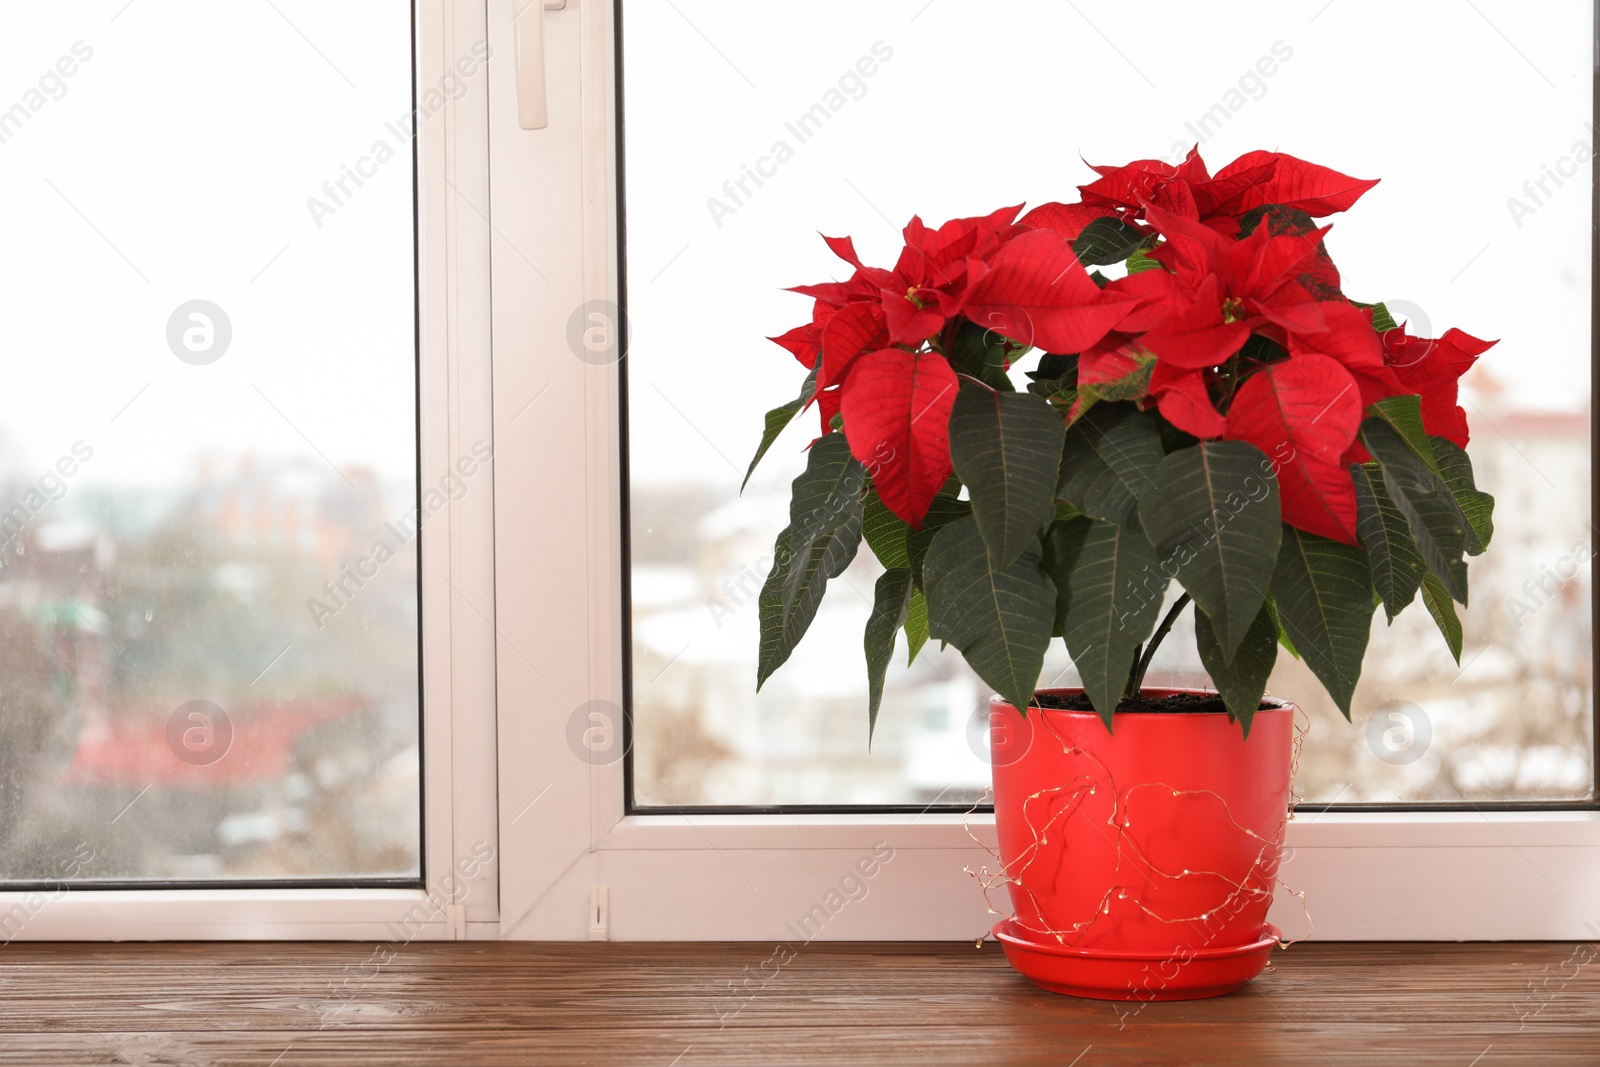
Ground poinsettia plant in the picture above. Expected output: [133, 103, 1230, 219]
[746, 148, 1495, 736]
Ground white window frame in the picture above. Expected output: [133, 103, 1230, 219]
[4, 0, 1595, 944]
[491, 0, 1600, 943]
[1, 0, 501, 941]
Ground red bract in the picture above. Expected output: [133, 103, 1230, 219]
[1065, 146, 1380, 225]
[838, 348, 958, 526]
[1078, 149, 1210, 220]
[874, 210, 1020, 345]
[963, 229, 1140, 354]
[819, 302, 887, 392]
[1287, 301, 1406, 465]
[1204, 150, 1381, 218]
[815, 383, 843, 436]
[1140, 203, 1331, 331]
[1133, 275, 1251, 372]
[764, 147, 1492, 543]
[754, 147, 1498, 746]
[1152, 370, 1228, 439]
[768, 299, 835, 369]
[1122, 204, 1352, 440]
[1379, 325, 1497, 448]
[1016, 200, 1116, 242]
[1224, 355, 1363, 544]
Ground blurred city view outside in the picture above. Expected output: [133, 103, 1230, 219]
[0, 3, 422, 882]
[622, 0, 1595, 808]
[631, 396, 1594, 809]
[0, 454, 422, 882]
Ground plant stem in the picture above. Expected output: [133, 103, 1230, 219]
[1125, 593, 1192, 701]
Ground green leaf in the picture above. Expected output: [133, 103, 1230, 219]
[1039, 385, 1092, 426]
[1368, 394, 1443, 478]
[904, 587, 929, 665]
[1431, 437, 1494, 555]
[780, 434, 867, 615]
[1270, 526, 1374, 719]
[1041, 518, 1085, 638]
[1361, 419, 1468, 605]
[1237, 205, 1342, 300]
[742, 367, 818, 492]
[908, 494, 972, 588]
[757, 528, 802, 687]
[1267, 596, 1300, 659]
[1352, 462, 1424, 621]
[756, 525, 860, 688]
[946, 320, 1017, 392]
[1057, 402, 1165, 528]
[865, 569, 914, 740]
[923, 515, 1055, 712]
[1238, 203, 1321, 238]
[1026, 353, 1081, 407]
[949, 383, 1066, 569]
[1420, 570, 1463, 664]
[1125, 246, 1163, 275]
[1367, 302, 1400, 333]
[1138, 441, 1281, 660]
[1195, 602, 1278, 738]
[1081, 352, 1155, 402]
[1072, 216, 1151, 267]
[1028, 353, 1078, 384]
[1042, 518, 1166, 726]
[1158, 420, 1200, 456]
[756, 437, 865, 688]
[863, 493, 911, 569]
[1027, 374, 1077, 401]
[1234, 332, 1289, 366]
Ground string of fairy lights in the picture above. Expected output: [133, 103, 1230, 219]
[965, 707, 1315, 952]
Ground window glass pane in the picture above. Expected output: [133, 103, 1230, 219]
[622, 0, 1595, 807]
[0, 2, 421, 881]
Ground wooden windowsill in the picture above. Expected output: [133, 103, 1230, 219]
[0, 941, 1594, 1063]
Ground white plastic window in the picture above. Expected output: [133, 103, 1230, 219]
[620, 0, 1595, 809]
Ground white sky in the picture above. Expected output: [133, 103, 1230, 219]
[0, 1, 416, 488]
[621, 0, 1594, 490]
[0, 1, 1588, 498]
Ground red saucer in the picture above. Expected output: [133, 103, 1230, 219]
[992, 918, 1282, 1001]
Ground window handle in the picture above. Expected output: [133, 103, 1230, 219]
[513, 0, 568, 130]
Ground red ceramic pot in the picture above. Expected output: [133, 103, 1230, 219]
[989, 688, 1296, 1000]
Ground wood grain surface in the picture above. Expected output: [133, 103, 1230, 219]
[0, 940, 1595, 1065]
